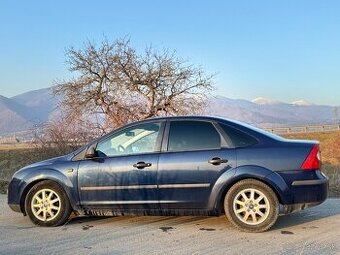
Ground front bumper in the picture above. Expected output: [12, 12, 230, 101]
[7, 177, 24, 213]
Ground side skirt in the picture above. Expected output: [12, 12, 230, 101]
[83, 208, 221, 217]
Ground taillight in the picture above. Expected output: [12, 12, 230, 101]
[301, 144, 321, 170]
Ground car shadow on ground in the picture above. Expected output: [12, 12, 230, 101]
[62, 199, 340, 232]
[66, 215, 112, 225]
[272, 199, 340, 230]
[65, 214, 217, 230]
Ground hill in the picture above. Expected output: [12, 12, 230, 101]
[0, 88, 59, 136]
[207, 96, 338, 128]
[0, 87, 339, 136]
[0, 95, 32, 134]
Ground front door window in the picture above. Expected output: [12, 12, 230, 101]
[96, 122, 161, 157]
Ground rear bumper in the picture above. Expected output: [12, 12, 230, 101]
[8, 203, 21, 212]
[279, 170, 328, 212]
[291, 179, 328, 186]
[280, 201, 325, 214]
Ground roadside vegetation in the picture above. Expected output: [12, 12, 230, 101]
[1, 130, 339, 196]
[0, 144, 75, 194]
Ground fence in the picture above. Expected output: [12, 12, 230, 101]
[0, 136, 20, 144]
[264, 123, 340, 134]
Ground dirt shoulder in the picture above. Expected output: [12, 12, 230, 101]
[1, 194, 339, 255]
[0, 180, 8, 194]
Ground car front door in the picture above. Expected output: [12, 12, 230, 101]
[157, 120, 237, 210]
[78, 121, 164, 210]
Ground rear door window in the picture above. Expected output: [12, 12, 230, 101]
[168, 121, 221, 151]
[220, 124, 258, 148]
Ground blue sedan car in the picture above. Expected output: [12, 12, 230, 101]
[8, 116, 328, 232]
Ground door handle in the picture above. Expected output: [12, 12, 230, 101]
[208, 157, 228, 166]
[133, 161, 152, 169]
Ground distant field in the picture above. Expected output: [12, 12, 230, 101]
[0, 130, 339, 196]
[0, 145, 67, 193]
[283, 130, 340, 196]
[282, 130, 340, 166]
[0, 143, 34, 150]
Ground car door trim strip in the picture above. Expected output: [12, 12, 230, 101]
[80, 185, 157, 191]
[158, 183, 210, 188]
[80, 183, 210, 191]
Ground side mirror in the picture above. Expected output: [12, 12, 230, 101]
[85, 146, 96, 159]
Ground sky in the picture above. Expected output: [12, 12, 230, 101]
[0, 0, 340, 105]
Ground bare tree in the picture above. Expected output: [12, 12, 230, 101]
[33, 114, 98, 155]
[54, 38, 213, 131]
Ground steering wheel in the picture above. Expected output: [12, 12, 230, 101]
[117, 145, 125, 153]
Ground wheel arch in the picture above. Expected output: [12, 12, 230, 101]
[209, 166, 291, 213]
[20, 178, 47, 213]
[19, 170, 77, 214]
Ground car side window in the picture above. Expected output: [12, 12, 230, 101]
[220, 124, 258, 148]
[96, 122, 161, 157]
[168, 121, 221, 152]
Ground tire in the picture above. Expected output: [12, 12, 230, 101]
[224, 179, 279, 232]
[25, 180, 72, 227]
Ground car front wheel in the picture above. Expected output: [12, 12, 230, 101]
[25, 180, 72, 226]
[224, 179, 279, 232]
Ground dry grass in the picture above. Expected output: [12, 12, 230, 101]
[283, 131, 340, 196]
[0, 146, 75, 193]
[282, 130, 340, 166]
[0, 143, 34, 151]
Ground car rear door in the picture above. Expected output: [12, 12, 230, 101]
[157, 120, 237, 210]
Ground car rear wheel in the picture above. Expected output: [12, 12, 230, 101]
[224, 179, 279, 232]
[25, 180, 72, 227]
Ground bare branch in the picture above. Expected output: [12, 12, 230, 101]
[54, 38, 214, 132]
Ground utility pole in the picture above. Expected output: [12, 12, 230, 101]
[334, 106, 339, 124]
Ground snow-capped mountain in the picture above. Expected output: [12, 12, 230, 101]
[291, 99, 312, 106]
[207, 96, 338, 128]
[251, 97, 282, 105]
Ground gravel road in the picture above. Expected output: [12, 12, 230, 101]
[0, 195, 339, 255]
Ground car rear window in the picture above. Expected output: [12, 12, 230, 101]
[220, 124, 258, 148]
[168, 121, 221, 151]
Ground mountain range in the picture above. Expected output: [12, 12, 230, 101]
[0, 87, 338, 137]
[207, 96, 338, 128]
[0, 88, 59, 136]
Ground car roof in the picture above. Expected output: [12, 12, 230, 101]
[144, 115, 230, 122]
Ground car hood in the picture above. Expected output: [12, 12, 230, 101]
[20, 154, 70, 170]
[11, 153, 74, 180]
